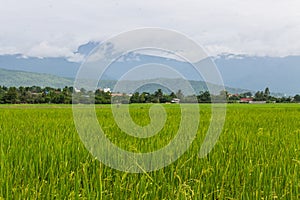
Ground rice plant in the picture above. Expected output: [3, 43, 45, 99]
[0, 104, 299, 199]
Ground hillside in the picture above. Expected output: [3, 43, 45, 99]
[97, 79, 252, 95]
[0, 68, 252, 95]
[0, 68, 73, 88]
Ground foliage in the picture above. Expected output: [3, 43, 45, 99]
[0, 85, 299, 104]
[0, 68, 73, 88]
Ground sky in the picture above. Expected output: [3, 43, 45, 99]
[0, 0, 299, 61]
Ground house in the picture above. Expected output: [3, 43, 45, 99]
[111, 93, 133, 97]
[240, 98, 253, 103]
[171, 98, 180, 103]
[103, 88, 111, 93]
[74, 88, 81, 93]
[228, 93, 239, 97]
[111, 93, 125, 97]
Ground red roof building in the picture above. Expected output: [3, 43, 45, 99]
[240, 98, 253, 103]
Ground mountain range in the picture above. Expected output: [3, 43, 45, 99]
[0, 68, 251, 95]
[0, 41, 299, 95]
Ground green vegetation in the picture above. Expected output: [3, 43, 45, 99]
[0, 68, 73, 88]
[0, 68, 252, 95]
[0, 86, 73, 104]
[0, 85, 299, 104]
[0, 104, 299, 199]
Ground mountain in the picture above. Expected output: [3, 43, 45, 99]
[0, 41, 299, 95]
[0, 68, 73, 88]
[215, 54, 300, 95]
[97, 79, 251, 95]
[0, 54, 80, 78]
[0, 68, 250, 95]
[0, 42, 99, 78]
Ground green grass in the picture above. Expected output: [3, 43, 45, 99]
[0, 104, 300, 199]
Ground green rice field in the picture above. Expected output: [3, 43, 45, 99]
[0, 104, 300, 199]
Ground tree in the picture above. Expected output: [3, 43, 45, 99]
[215, 90, 228, 103]
[170, 92, 177, 98]
[176, 90, 184, 100]
[254, 91, 265, 101]
[228, 95, 240, 103]
[294, 94, 300, 102]
[154, 89, 163, 103]
[139, 92, 147, 103]
[0, 86, 6, 103]
[240, 92, 252, 98]
[197, 91, 211, 103]
[264, 87, 270, 99]
[3, 87, 18, 104]
[160, 94, 173, 103]
[95, 89, 111, 104]
[130, 92, 140, 103]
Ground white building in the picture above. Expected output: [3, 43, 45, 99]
[103, 88, 111, 93]
[171, 98, 180, 103]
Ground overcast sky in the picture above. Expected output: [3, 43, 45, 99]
[0, 0, 299, 60]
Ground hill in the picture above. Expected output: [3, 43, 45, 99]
[0, 68, 252, 95]
[0, 68, 73, 88]
[97, 79, 251, 95]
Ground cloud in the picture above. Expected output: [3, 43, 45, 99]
[24, 41, 84, 62]
[0, 0, 299, 59]
[26, 42, 72, 58]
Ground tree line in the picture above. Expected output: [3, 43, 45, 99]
[0, 86, 73, 104]
[0, 85, 299, 104]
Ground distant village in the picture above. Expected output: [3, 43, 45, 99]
[0, 85, 299, 104]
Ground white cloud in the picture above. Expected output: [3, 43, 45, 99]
[26, 41, 72, 58]
[24, 41, 85, 62]
[0, 0, 299, 58]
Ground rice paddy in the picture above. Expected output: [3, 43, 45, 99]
[0, 104, 299, 199]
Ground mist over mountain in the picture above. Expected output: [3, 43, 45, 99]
[0, 54, 80, 78]
[0, 42, 299, 95]
[215, 54, 300, 95]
